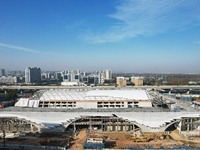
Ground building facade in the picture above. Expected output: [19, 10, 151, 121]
[105, 70, 112, 80]
[15, 89, 152, 108]
[25, 67, 41, 83]
[0, 69, 6, 76]
[131, 76, 144, 86]
[116, 77, 127, 87]
[63, 70, 80, 82]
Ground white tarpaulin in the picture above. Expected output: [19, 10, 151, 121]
[15, 98, 40, 108]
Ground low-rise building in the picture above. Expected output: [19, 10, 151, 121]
[131, 76, 144, 86]
[116, 77, 127, 87]
[193, 100, 200, 109]
[15, 89, 153, 108]
[0, 76, 24, 84]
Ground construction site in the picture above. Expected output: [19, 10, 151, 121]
[0, 112, 200, 149]
[0, 125, 200, 150]
[0, 88, 200, 149]
[65, 115, 200, 149]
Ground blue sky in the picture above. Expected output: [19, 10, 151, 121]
[0, 0, 200, 73]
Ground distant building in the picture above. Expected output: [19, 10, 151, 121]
[83, 75, 99, 85]
[98, 72, 105, 84]
[63, 70, 80, 82]
[62, 70, 80, 85]
[131, 76, 144, 86]
[0, 76, 17, 83]
[0, 76, 24, 83]
[41, 72, 48, 79]
[105, 69, 112, 80]
[25, 67, 41, 83]
[55, 72, 62, 81]
[47, 72, 55, 79]
[0, 69, 6, 76]
[116, 77, 127, 87]
[189, 81, 200, 85]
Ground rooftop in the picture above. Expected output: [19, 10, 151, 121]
[0, 111, 199, 128]
[38, 89, 152, 101]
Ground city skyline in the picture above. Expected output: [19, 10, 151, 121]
[1, 0, 200, 73]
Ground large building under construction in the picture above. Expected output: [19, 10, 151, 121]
[15, 89, 152, 108]
[0, 112, 199, 135]
[1, 87, 200, 149]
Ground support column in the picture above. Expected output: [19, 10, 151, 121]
[24, 124, 26, 132]
[116, 118, 118, 132]
[89, 117, 92, 132]
[8, 123, 11, 132]
[73, 122, 76, 138]
[187, 119, 190, 132]
[109, 117, 111, 132]
[124, 123, 127, 132]
[101, 118, 103, 132]
[30, 124, 33, 132]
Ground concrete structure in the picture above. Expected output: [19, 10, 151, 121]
[0, 115, 44, 134]
[176, 117, 200, 135]
[15, 89, 152, 108]
[1, 85, 200, 91]
[116, 77, 127, 87]
[0, 112, 199, 134]
[61, 81, 79, 86]
[25, 67, 41, 83]
[193, 100, 200, 109]
[131, 76, 144, 86]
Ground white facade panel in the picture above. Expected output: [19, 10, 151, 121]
[138, 101, 152, 107]
[76, 102, 97, 109]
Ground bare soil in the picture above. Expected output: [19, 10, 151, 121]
[70, 129, 87, 150]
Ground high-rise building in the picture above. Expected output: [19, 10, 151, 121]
[25, 67, 41, 83]
[105, 69, 112, 80]
[98, 72, 105, 84]
[63, 70, 80, 82]
[131, 76, 144, 86]
[0, 69, 6, 76]
[55, 72, 62, 81]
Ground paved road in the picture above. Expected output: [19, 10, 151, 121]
[1, 85, 200, 90]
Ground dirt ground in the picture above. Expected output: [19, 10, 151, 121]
[70, 129, 87, 150]
[88, 131, 200, 149]
[0, 133, 68, 147]
[170, 130, 200, 147]
[2, 130, 200, 149]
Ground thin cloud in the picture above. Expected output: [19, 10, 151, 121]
[0, 43, 44, 54]
[0, 42, 75, 58]
[85, 0, 200, 43]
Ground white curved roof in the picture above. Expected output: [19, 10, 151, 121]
[39, 89, 151, 101]
[86, 90, 151, 100]
[0, 112, 199, 128]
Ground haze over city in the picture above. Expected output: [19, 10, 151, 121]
[0, 0, 200, 73]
